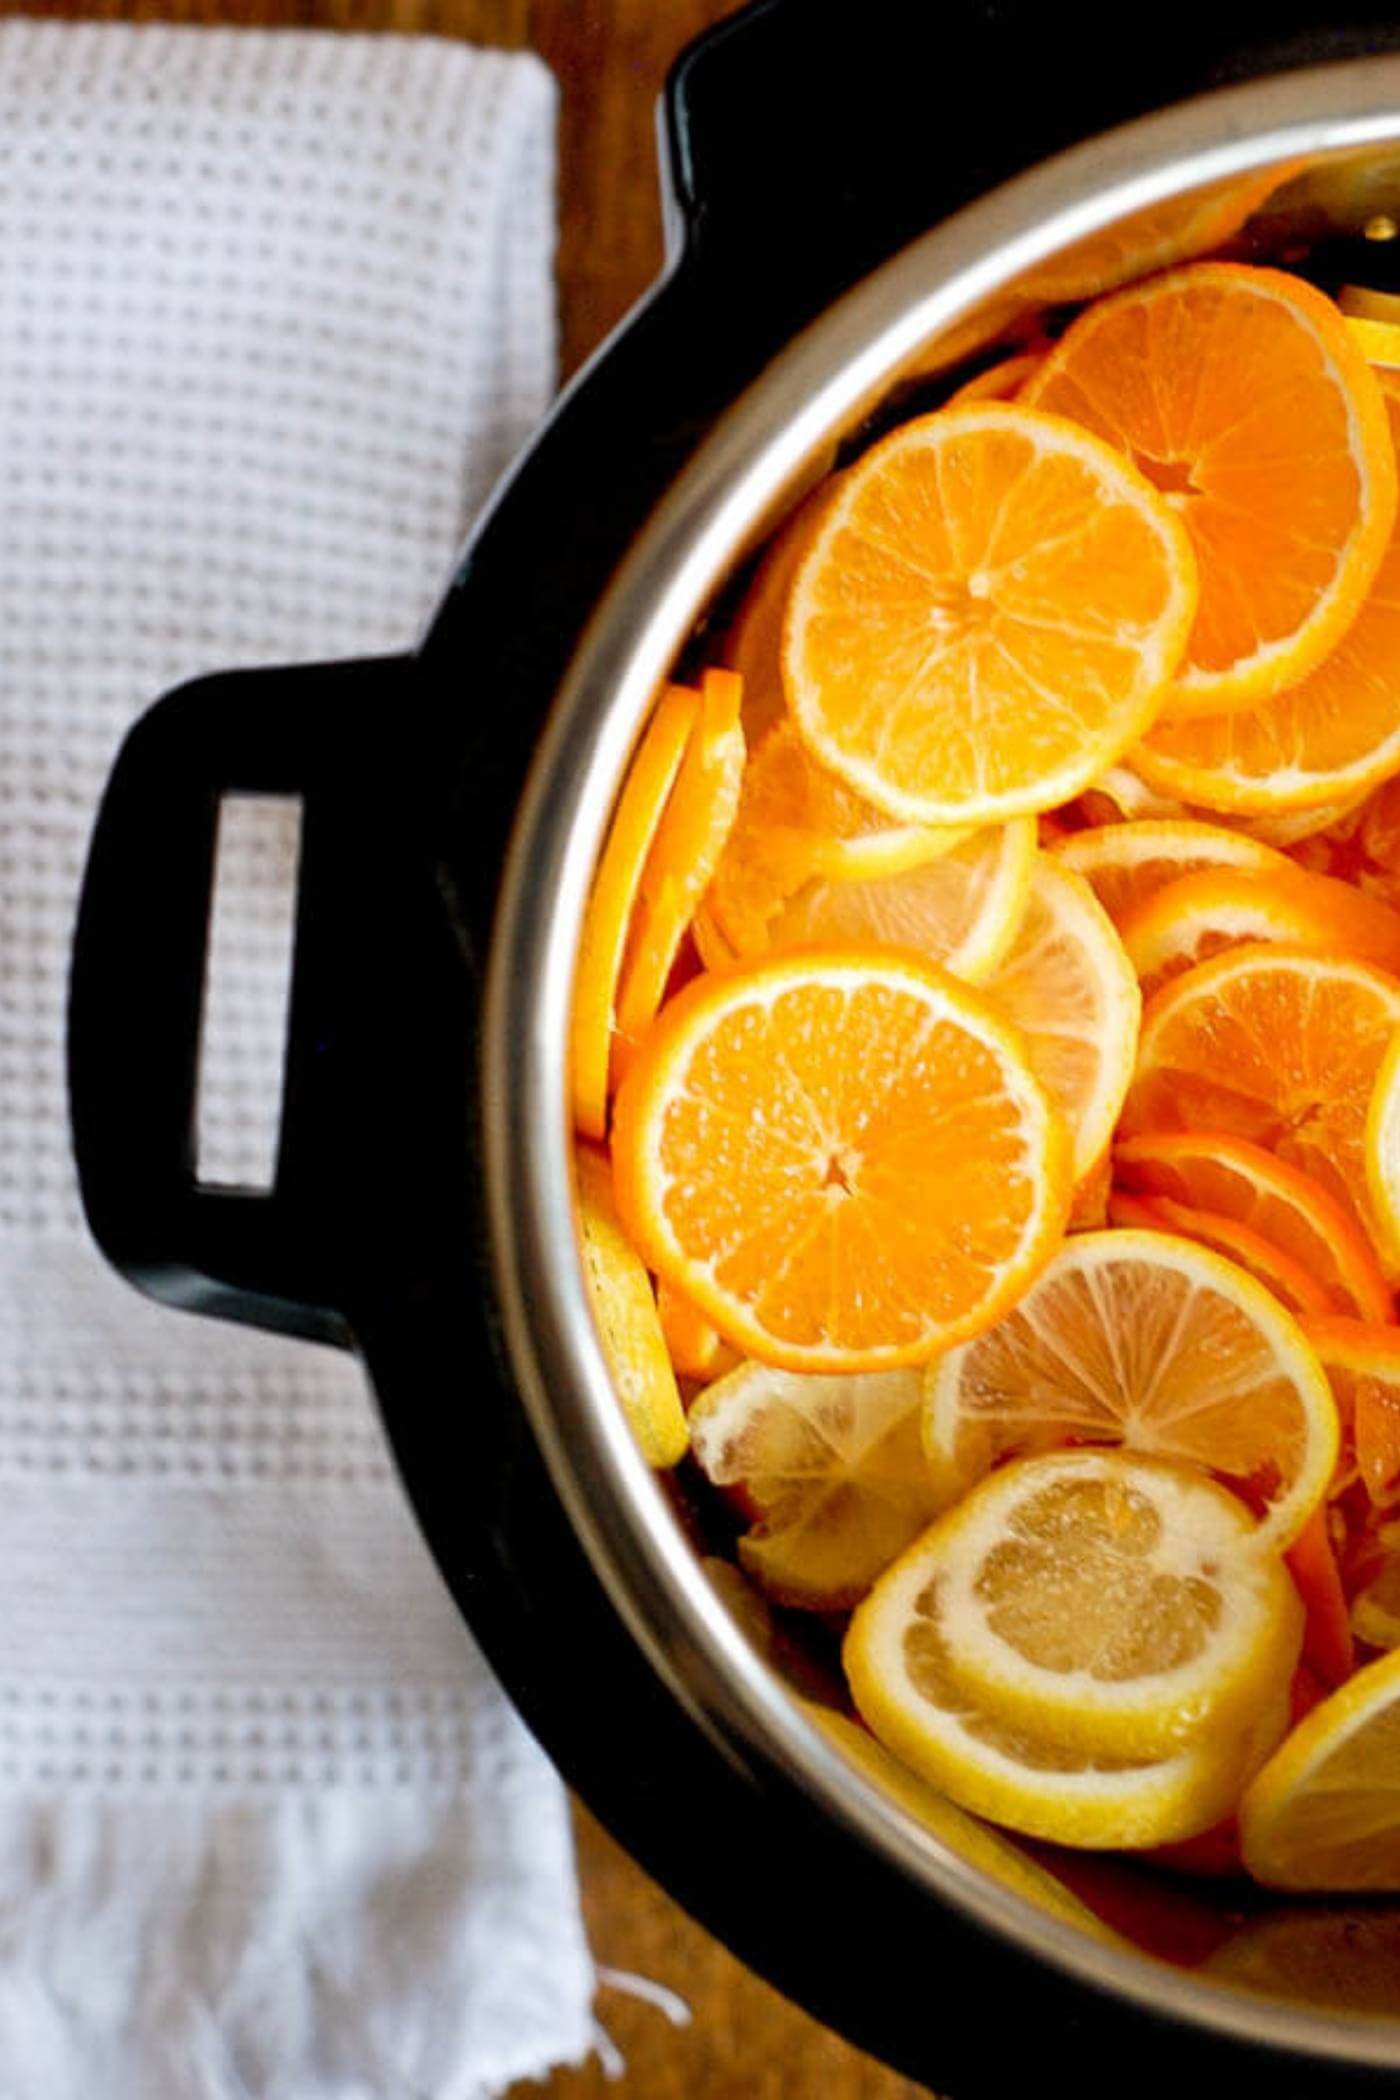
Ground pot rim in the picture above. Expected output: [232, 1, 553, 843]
[486, 53, 1400, 2062]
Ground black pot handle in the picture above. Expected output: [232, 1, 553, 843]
[68, 655, 415, 1348]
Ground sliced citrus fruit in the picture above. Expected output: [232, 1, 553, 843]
[723, 484, 835, 743]
[845, 1581, 1284, 1855]
[759, 819, 1035, 984]
[783, 403, 1198, 825]
[1285, 1504, 1355, 1689]
[1123, 944, 1400, 1270]
[705, 721, 969, 958]
[805, 1704, 1122, 1939]
[1132, 371, 1400, 810]
[944, 348, 1047, 406]
[1016, 168, 1286, 308]
[1232, 793, 1372, 848]
[1350, 1520, 1400, 1652]
[1366, 1029, 1400, 1273]
[856, 1453, 1301, 1780]
[614, 669, 746, 1072]
[688, 1363, 943, 1609]
[574, 1145, 689, 1467]
[1105, 1190, 1334, 1320]
[1049, 818, 1292, 928]
[1341, 284, 1400, 325]
[1305, 1317, 1400, 1510]
[924, 1227, 1337, 1549]
[1347, 312, 1400, 368]
[611, 950, 1071, 1373]
[656, 1277, 739, 1382]
[1115, 1131, 1392, 1324]
[1289, 775, 1400, 913]
[979, 858, 1139, 1184]
[899, 1452, 1303, 1759]
[572, 683, 699, 1139]
[1240, 1643, 1400, 1889]
[1118, 865, 1400, 1002]
[1025, 263, 1397, 717]
[1073, 767, 1190, 827]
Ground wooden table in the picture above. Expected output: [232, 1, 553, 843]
[0, 0, 934, 2088]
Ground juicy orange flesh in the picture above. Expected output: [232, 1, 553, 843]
[940, 1254, 1308, 1515]
[1137, 380, 1400, 798]
[1124, 953, 1400, 1235]
[972, 1475, 1222, 1682]
[1116, 1134, 1392, 1321]
[1293, 777, 1400, 913]
[791, 416, 1186, 808]
[1317, 1351, 1400, 1507]
[904, 1576, 1154, 1773]
[698, 1374, 939, 1604]
[654, 979, 1044, 1353]
[1030, 270, 1371, 678]
[1053, 824, 1287, 926]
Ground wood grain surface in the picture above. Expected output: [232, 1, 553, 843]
[0, 0, 936, 2088]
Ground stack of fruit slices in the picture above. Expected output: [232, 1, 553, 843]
[570, 257, 1400, 1897]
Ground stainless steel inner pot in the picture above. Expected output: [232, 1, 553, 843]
[488, 56, 1400, 2065]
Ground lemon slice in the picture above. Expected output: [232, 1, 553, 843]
[575, 1146, 688, 1467]
[688, 1363, 946, 1610]
[805, 1705, 1122, 1939]
[983, 858, 1140, 1184]
[893, 1452, 1302, 1760]
[924, 1228, 1337, 1551]
[1240, 1645, 1400, 1889]
[844, 1473, 1290, 1849]
[762, 819, 1036, 984]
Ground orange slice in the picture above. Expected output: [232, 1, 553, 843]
[722, 484, 835, 743]
[923, 1227, 1337, 1550]
[1072, 767, 1191, 827]
[1349, 1519, 1400, 1652]
[1115, 1131, 1392, 1324]
[1366, 1029, 1400, 1273]
[783, 404, 1198, 824]
[656, 1277, 739, 1382]
[1121, 945, 1400, 1267]
[1286, 1504, 1355, 1690]
[1015, 168, 1287, 308]
[687, 1363, 944, 1609]
[1118, 865, 1400, 1002]
[611, 951, 1071, 1373]
[1106, 1190, 1334, 1320]
[572, 684, 698, 1139]
[1234, 793, 1372, 848]
[1240, 1644, 1400, 1890]
[1304, 1317, 1400, 1511]
[944, 347, 1047, 406]
[1049, 818, 1292, 927]
[574, 1145, 689, 1467]
[1289, 776, 1400, 914]
[758, 820, 1035, 983]
[1133, 373, 1400, 813]
[614, 669, 746, 1074]
[705, 721, 967, 957]
[1025, 263, 1397, 717]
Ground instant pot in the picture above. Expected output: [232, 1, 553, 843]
[66, 2, 1400, 2089]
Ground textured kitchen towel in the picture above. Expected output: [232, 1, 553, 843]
[0, 21, 595, 2100]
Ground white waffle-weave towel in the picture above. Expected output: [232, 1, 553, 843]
[0, 21, 595, 2099]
